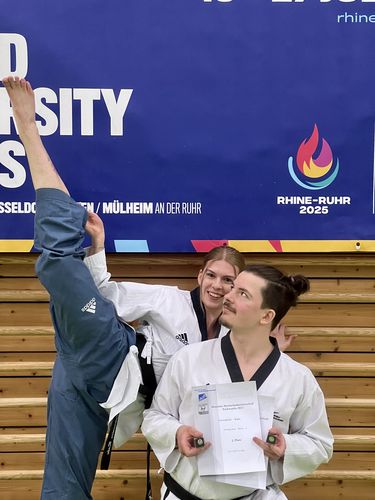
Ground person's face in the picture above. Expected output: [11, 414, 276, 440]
[220, 272, 275, 332]
[198, 259, 238, 313]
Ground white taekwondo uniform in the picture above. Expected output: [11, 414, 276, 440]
[84, 250, 228, 446]
[142, 334, 333, 500]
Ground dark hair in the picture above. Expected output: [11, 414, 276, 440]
[202, 245, 245, 274]
[244, 264, 310, 330]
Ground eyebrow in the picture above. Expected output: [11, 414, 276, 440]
[238, 287, 252, 297]
[205, 268, 236, 279]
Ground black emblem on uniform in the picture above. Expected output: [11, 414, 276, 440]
[175, 333, 189, 345]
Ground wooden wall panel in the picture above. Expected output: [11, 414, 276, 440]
[0, 252, 374, 499]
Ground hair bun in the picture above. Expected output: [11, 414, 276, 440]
[289, 275, 310, 295]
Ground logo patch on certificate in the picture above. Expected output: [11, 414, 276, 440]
[198, 403, 208, 415]
[197, 392, 209, 414]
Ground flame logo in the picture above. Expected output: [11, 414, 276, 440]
[288, 124, 339, 190]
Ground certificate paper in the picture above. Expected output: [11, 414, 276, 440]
[193, 382, 266, 476]
[204, 395, 275, 489]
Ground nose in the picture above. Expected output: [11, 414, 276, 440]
[224, 288, 234, 301]
[212, 276, 222, 289]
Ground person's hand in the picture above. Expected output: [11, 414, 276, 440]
[85, 212, 105, 252]
[270, 324, 296, 352]
[176, 425, 210, 457]
[253, 426, 286, 460]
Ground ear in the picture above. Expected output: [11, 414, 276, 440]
[197, 269, 204, 287]
[260, 309, 276, 326]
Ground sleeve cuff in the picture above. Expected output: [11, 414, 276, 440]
[164, 423, 184, 473]
[84, 247, 106, 268]
[84, 248, 110, 285]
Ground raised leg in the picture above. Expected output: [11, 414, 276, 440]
[2, 76, 68, 192]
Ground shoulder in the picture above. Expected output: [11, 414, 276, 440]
[170, 338, 218, 363]
[278, 352, 317, 383]
[276, 354, 325, 406]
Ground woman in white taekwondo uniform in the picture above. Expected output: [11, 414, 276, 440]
[84, 234, 246, 383]
[83, 235, 246, 446]
[142, 265, 333, 500]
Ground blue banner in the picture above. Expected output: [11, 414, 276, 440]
[1, 0, 375, 252]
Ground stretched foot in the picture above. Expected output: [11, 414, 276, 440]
[2, 76, 69, 194]
[2, 76, 36, 135]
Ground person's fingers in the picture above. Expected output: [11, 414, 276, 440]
[190, 428, 204, 438]
[253, 437, 280, 459]
[276, 324, 284, 334]
[183, 441, 210, 457]
[268, 426, 282, 436]
[176, 426, 208, 457]
[253, 436, 267, 451]
[285, 334, 298, 348]
[191, 441, 211, 456]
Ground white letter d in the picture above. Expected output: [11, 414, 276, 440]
[0, 34, 28, 79]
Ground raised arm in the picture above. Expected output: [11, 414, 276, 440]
[84, 240, 176, 323]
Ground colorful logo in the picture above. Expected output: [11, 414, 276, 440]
[288, 124, 339, 190]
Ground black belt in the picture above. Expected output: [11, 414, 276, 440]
[163, 473, 202, 500]
[163, 472, 250, 500]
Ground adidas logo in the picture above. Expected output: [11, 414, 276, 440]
[175, 333, 189, 345]
[81, 297, 96, 314]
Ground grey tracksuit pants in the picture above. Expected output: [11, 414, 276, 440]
[35, 188, 135, 499]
